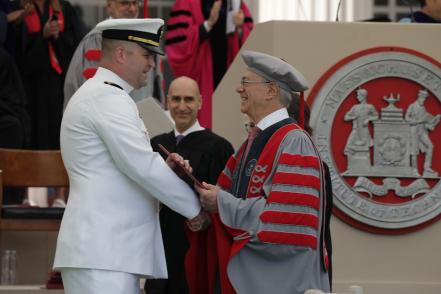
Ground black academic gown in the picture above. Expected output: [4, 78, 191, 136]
[18, 0, 83, 149]
[0, 47, 30, 204]
[0, 47, 30, 149]
[146, 129, 234, 294]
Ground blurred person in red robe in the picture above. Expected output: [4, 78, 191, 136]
[165, 0, 254, 129]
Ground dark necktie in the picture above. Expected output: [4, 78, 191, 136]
[176, 134, 185, 145]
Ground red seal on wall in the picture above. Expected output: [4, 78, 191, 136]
[309, 47, 441, 234]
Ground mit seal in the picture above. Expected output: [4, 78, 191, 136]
[310, 47, 441, 233]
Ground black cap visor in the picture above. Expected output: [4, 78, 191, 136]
[138, 43, 164, 56]
[103, 29, 164, 55]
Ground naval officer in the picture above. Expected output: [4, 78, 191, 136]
[53, 18, 206, 294]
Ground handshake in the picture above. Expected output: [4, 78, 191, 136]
[165, 152, 221, 232]
[187, 182, 221, 232]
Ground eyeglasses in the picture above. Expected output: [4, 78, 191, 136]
[240, 77, 271, 87]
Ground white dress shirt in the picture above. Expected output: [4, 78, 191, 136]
[256, 107, 289, 131]
[173, 120, 204, 137]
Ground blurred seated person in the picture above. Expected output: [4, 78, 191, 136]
[17, 0, 83, 207]
[0, 0, 34, 58]
[0, 49, 30, 150]
[0, 26, 31, 204]
[400, 0, 441, 23]
[63, 0, 164, 109]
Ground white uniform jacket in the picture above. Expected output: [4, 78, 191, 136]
[53, 67, 201, 278]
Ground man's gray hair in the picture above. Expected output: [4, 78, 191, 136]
[279, 87, 296, 107]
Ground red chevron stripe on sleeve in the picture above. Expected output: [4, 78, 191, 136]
[84, 49, 102, 61]
[83, 68, 98, 79]
[267, 191, 320, 210]
[272, 172, 320, 191]
[217, 155, 237, 189]
[278, 153, 320, 170]
[260, 211, 319, 229]
[257, 231, 317, 249]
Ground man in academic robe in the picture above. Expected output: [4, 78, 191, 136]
[146, 76, 234, 294]
[63, 0, 163, 109]
[195, 51, 331, 294]
[165, 0, 254, 129]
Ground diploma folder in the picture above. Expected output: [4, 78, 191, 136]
[158, 144, 203, 188]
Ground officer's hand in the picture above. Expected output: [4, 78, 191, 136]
[166, 153, 192, 176]
[186, 210, 212, 232]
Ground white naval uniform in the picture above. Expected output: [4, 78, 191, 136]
[53, 67, 201, 280]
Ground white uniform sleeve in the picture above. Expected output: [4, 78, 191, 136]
[92, 93, 201, 219]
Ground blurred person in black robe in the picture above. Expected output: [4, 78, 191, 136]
[17, 0, 83, 208]
[0, 16, 30, 150]
[0, 0, 33, 58]
[18, 0, 84, 149]
[399, 0, 441, 23]
[0, 48, 30, 149]
[0, 24, 31, 204]
[145, 76, 234, 294]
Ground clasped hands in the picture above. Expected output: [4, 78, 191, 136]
[7, 1, 34, 24]
[187, 183, 219, 232]
[165, 153, 220, 232]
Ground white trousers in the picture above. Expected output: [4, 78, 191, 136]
[60, 268, 140, 294]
